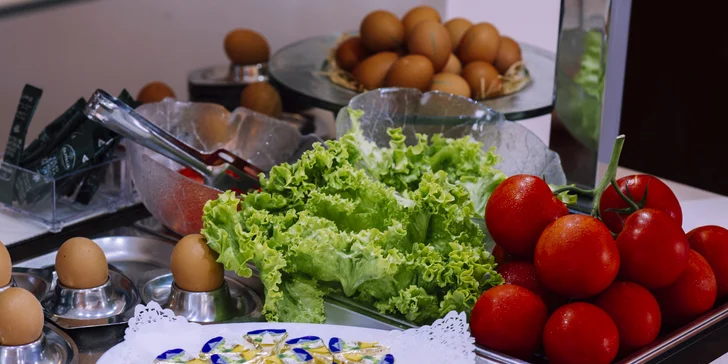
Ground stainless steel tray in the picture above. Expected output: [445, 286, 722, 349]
[40, 323, 79, 364]
[17, 233, 725, 363]
[15, 236, 265, 363]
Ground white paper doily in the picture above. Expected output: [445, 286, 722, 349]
[99, 302, 476, 363]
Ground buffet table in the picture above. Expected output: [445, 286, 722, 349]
[1, 165, 727, 364]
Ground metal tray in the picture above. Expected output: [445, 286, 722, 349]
[39, 323, 79, 364]
[14, 236, 265, 362]
[17, 233, 725, 363]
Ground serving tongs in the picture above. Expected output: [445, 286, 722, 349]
[84, 89, 263, 193]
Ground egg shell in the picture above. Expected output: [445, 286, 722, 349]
[240, 82, 283, 119]
[359, 10, 404, 52]
[0, 242, 9, 287]
[171, 234, 224, 292]
[224, 29, 270, 65]
[458, 22, 501, 64]
[462, 61, 503, 99]
[335, 36, 370, 72]
[136, 82, 175, 104]
[55, 237, 108, 289]
[429, 73, 471, 98]
[0, 288, 43, 346]
[444, 18, 473, 52]
[407, 20, 452, 72]
[402, 6, 441, 38]
[384, 54, 435, 92]
[442, 53, 462, 74]
[494, 36, 523, 74]
[353, 52, 399, 90]
[186, 104, 231, 149]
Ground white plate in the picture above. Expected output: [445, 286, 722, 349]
[98, 322, 393, 364]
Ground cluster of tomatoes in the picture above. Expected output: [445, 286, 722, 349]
[470, 174, 728, 364]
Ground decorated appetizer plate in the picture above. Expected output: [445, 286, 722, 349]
[96, 302, 475, 364]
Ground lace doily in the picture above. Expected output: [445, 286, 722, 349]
[386, 311, 476, 364]
[120, 302, 205, 363]
[105, 302, 475, 364]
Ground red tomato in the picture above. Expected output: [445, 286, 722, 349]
[534, 214, 620, 299]
[595, 282, 661, 354]
[492, 244, 511, 265]
[600, 174, 682, 234]
[470, 284, 548, 360]
[615, 208, 689, 289]
[543, 302, 619, 364]
[688, 225, 728, 299]
[499, 261, 567, 312]
[498, 261, 546, 298]
[178, 167, 205, 184]
[485, 175, 568, 258]
[653, 250, 717, 326]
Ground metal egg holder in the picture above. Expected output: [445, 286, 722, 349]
[4, 236, 264, 363]
[0, 274, 78, 364]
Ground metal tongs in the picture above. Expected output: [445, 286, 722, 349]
[83, 89, 263, 192]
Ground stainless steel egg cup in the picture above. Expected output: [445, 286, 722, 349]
[41, 268, 141, 330]
[0, 323, 78, 364]
[141, 273, 262, 323]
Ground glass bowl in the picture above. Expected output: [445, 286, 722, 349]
[128, 99, 321, 236]
[336, 88, 566, 185]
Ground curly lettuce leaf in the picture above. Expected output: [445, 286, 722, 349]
[273, 275, 328, 323]
[281, 214, 405, 296]
[344, 109, 506, 216]
[202, 123, 504, 325]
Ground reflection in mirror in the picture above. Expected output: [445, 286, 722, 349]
[550, 0, 632, 210]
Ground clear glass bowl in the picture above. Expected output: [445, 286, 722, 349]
[336, 88, 566, 185]
[128, 99, 321, 236]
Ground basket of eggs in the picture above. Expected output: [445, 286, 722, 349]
[326, 6, 530, 100]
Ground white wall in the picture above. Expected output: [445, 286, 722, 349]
[0, 0, 445, 149]
[0, 0, 561, 149]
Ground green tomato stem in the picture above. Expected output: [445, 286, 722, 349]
[610, 179, 640, 211]
[590, 135, 626, 217]
[550, 135, 627, 218]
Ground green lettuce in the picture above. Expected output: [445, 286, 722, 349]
[202, 123, 503, 324]
[345, 109, 506, 216]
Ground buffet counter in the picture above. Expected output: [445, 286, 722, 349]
[3, 165, 725, 246]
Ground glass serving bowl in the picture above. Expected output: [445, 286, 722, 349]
[128, 99, 321, 236]
[336, 88, 566, 185]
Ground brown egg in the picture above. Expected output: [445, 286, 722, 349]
[353, 52, 399, 90]
[171, 234, 224, 292]
[0, 242, 10, 287]
[429, 73, 471, 98]
[384, 55, 434, 92]
[240, 82, 282, 119]
[55, 237, 108, 289]
[136, 82, 175, 104]
[187, 104, 231, 149]
[335, 36, 370, 72]
[402, 6, 441, 38]
[224, 29, 270, 65]
[407, 20, 452, 71]
[458, 22, 501, 64]
[442, 53, 462, 74]
[462, 61, 503, 99]
[359, 10, 404, 52]
[494, 36, 523, 74]
[0, 288, 43, 346]
[444, 18, 473, 52]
